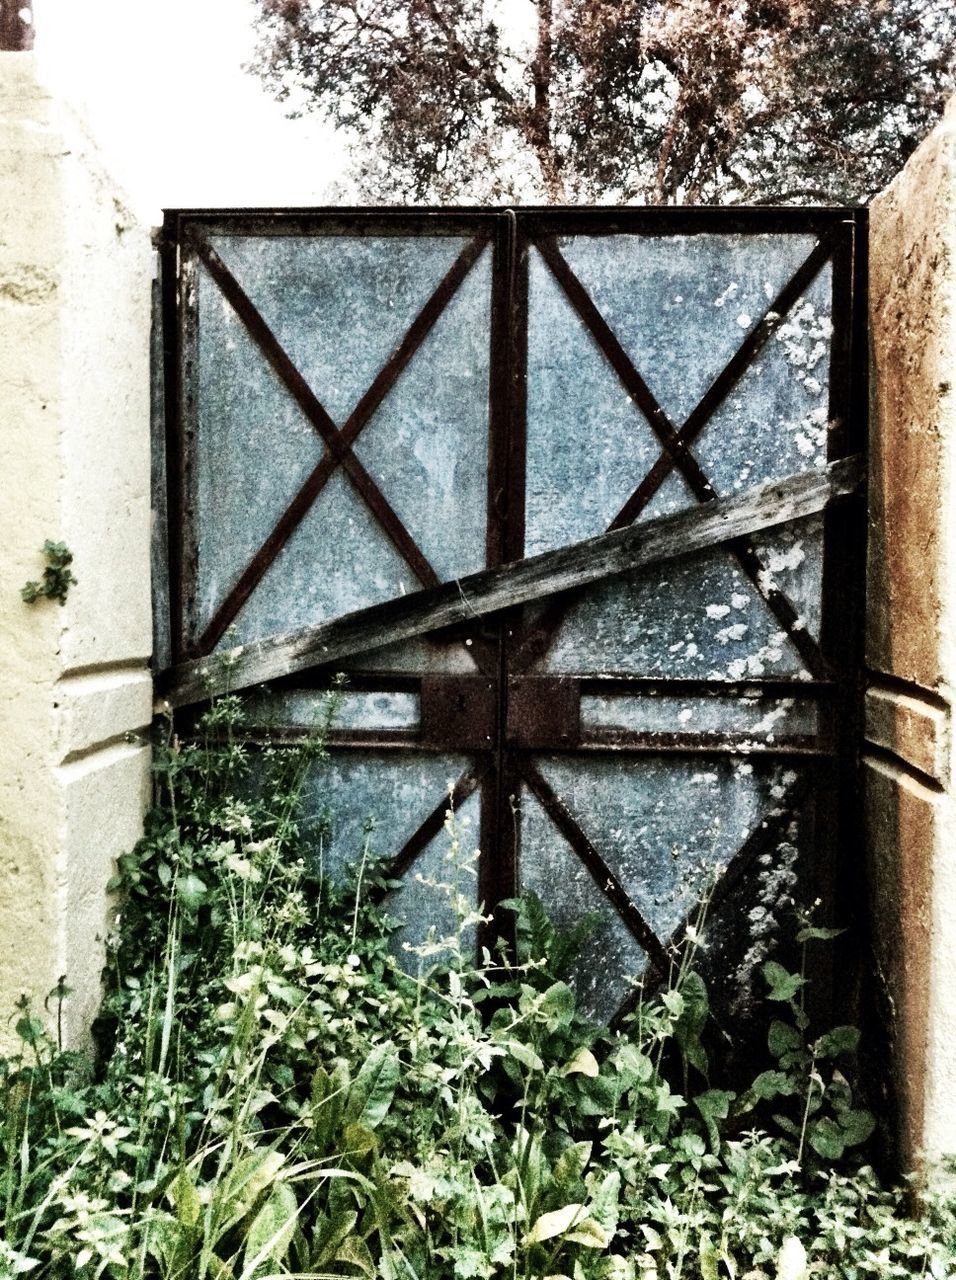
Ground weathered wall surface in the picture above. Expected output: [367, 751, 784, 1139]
[867, 97, 956, 1165]
[0, 53, 152, 1048]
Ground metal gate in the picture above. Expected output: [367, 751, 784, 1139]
[156, 208, 866, 1024]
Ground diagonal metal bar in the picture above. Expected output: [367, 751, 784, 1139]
[513, 235, 835, 676]
[728, 537, 827, 677]
[194, 234, 488, 655]
[609, 772, 813, 1029]
[383, 766, 486, 881]
[521, 760, 671, 973]
[535, 236, 716, 503]
[610, 233, 838, 529]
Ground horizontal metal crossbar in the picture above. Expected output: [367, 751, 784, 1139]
[157, 454, 862, 710]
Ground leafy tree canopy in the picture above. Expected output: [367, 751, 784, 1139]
[250, 0, 955, 205]
[250, 0, 952, 202]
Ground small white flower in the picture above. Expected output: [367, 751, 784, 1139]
[347, 953, 361, 969]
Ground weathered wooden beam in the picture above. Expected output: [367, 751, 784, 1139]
[157, 455, 862, 710]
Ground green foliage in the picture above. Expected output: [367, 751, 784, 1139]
[20, 542, 77, 607]
[0, 700, 954, 1278]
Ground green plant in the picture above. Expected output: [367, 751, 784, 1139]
[20, 542, 77, 607]
[741, 928, 876, 1169]
[0, 698, 953, 1278]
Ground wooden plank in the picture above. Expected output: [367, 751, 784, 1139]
[157, 455, 862, 709]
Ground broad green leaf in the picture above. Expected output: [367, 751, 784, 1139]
[768, 1020, 803, 1058]
[808, 1116, 846, 1160]
[204, 1256, 235, 1280]
[838, 1108, 876, 1146]
[517, 1128, 544, 1210]
[526, 1202, 611, 1249]
[345, 1044, 399, 1129]
[695, 1089, 734, 1150]
[565, 1217, 611, 1248]
[588, 1170, 621, 1237]
[541, 982, 576, 1028]
[613, 1043, 654, 1088]
[815, 1025, 861, 1058]
[653, 1082, 685, 1118]
[526, 1203, 587, 1244]
[795, 924, 843, 944]
[553, 1141, 592, 1190]
[142, 1213, 182, 1269]
[342, 1121, 379, 1159]
[677, 973, 708, 1035]
[452, 1246, 492, 1278]
[312, 1210, 358, 1265]
[661, 990, 684, 1018]
[641, 1224, 664, 1253]
[773, 1114, 800, 1138]
[563, 1048, 600, 1078]
[678, 1132, 707, 1160]
[674, 972, 710, 1077]
[176, 872, 208, 909]
[699, 1232, 720, 1280]
[217, 1150, 286, 1237]
[775, 1234, 809, 1280]
[241, 1180, 298, 1276]
[751, 1070, 798, 1100]
[336, 1235, 376, 1277]
[506, 1039, 545, 1072]
[312, 1060, 349, 1150]
[167, 1167, 202, 1229]
[762, 962, 806, 1003]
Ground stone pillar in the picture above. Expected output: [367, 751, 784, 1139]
[866, 98, 956, 1166]
[0, 53, 152, 1049]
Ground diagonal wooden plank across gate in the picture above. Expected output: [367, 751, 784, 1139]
[159, 456, 861, 709]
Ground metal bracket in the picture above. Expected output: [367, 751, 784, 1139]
[506, 676, 580, 749]
[420, 675, 497, 750]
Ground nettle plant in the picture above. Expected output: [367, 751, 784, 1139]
[0, 696, 954, 1280]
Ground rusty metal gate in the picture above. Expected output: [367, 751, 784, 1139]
[156, 208, 866, 1024]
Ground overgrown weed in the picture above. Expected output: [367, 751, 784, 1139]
[0, 698, 953, 1278]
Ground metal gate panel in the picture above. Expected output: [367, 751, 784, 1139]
[182, 226, 495, 654]
[169, 214, 504, 958]
[495, 212, 858, 1020]
[159, 207, 865, 1026]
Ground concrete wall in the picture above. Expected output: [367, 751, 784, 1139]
[0, 53, 152, 1049]
[866, 97, 956, 1166]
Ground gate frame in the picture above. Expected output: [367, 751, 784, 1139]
[155, 204, 870, 1027]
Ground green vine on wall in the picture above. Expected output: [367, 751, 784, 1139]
[20, 540, 77, 606]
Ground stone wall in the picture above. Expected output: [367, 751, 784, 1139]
[866, 97, 956, 1165]
[0, 53, 152, 1049]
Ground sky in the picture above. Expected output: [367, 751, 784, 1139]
[31, 0, 353, 222]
